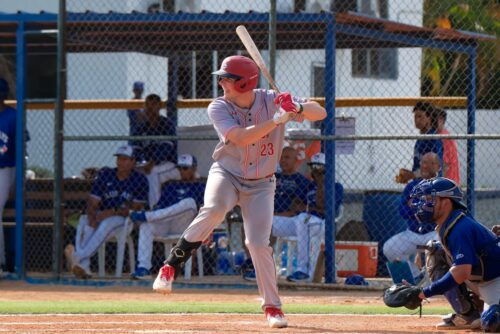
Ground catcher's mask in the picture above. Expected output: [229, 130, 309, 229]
[410, 177, 466, 224]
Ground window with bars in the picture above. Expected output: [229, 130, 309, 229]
[349, 0, 398, 80]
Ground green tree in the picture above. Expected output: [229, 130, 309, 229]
[422, 0, 499, 108]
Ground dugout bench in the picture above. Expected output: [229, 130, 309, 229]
[2, 178, 91, 272]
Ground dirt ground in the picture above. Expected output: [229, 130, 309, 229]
[0, 281, 478, 333]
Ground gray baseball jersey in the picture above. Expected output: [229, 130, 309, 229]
[182, 89, 306, 309]
[210, 89, 306, 179]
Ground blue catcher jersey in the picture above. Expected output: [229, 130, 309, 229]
[274, 172, 311, 214]
[440, 210, 500, 282]
[399, 178, 435, 234]
[0, 106, 17, 168]
[132, 116, 176, 164]
[90, 167, 149, 211]
[155, 181, 206, 210]
[413, 128, 443, 173]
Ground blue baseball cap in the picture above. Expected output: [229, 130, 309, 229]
[345, 274, 368, 286]
[133, 81, 144, 90]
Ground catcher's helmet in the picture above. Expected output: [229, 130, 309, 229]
[212, 55, 259, 93]
[0, 78, 9, 100]
[410, 177, 466, 224]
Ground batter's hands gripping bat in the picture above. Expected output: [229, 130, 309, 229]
[236, 25, 280, 93]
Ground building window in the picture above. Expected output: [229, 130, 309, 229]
[312, 63, 326, 97]
[177, 50, 236, 99]
[351, 0, 398, 80]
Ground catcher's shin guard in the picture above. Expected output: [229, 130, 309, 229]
[425, 240, 479, 317]
[165, 238, 202, 279]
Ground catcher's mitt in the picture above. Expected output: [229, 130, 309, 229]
[383, 284, 423, 310]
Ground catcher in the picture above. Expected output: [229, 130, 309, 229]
[384, 177, 500, 332]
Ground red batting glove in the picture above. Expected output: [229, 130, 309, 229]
[274, 92, 299, 113]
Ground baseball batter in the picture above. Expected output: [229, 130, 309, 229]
[152, 55, 326, 328]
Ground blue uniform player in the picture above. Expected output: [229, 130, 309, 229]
[272, 153, 344, 282]
[384, 152, 441, 282]
[0, 78, 29, 273]
[65, 145, 149, 278]
[410, 177, 500, 331]
[0, 78, 16, 272]
[397, 102, 443, 184]
[133, 94, 179, 207]
[274, 146, 311, 216]
[129, 154, 205, 280]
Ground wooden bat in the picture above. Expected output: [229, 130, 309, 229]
[235, 25, 280, 93]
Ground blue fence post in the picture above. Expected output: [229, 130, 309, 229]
[324, 12, 337, 284]
[14, 19, 26, 278]
[466, 46, 477, 215]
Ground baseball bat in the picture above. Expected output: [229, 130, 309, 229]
[235, 25, 280, 93]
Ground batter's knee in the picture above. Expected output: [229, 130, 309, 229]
[199, 204, 230, 224]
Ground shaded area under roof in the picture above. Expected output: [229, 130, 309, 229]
[0, 11, 493, 56]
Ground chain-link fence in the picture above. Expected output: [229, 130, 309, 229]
[1, 0, 498, 286]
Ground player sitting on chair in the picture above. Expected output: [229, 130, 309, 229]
[410, 177, 500, 330]
[272, 152, 344, 282]
[129, 154, 205, 279]
[384, 152, 441, 284]
[133, 94, 180, 208]
[65, 145, 149, 279]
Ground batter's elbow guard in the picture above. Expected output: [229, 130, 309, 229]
[165, 237, 202, 278]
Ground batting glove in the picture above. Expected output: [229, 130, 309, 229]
[130, 210, 147, 224]
[274, 92, 302, 114]
[273, 108, 294, 125]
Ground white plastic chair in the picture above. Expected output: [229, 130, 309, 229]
[275, 204, 344, 277]
[153, 234, 203, 280]
[97, 217, 136, 278]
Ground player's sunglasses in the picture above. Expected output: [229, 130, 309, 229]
[218, 73, 242, 83]
[177, 166, 190, 170]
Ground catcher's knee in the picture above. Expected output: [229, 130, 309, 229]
[481, 304, 500, 332]
[165, 237, 202, 278]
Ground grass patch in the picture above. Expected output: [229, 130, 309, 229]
[0, 300, 452, 315]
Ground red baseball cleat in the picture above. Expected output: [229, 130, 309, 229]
[264, 306, 288, 328]
[153, 264, 175, 294]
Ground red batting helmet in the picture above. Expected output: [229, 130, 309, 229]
[212, 55, 259, 93]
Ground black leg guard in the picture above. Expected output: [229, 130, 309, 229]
[425, 240, 479, 317]
[164, 238, 202, 279]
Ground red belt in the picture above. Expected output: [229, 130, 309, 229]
[240, 173, 274, 181]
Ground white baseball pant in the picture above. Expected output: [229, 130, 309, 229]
[137, 198, 198, 270]
[272, 213, 324, 278]
[383, 229, 437, 277]
[146, 161, 180, 208]
[74, 215, 128, 272]
[182, 162, 279, 309]
[476, 276, 500, 311]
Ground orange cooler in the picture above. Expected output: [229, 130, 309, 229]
[335, 241, 378, 277]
